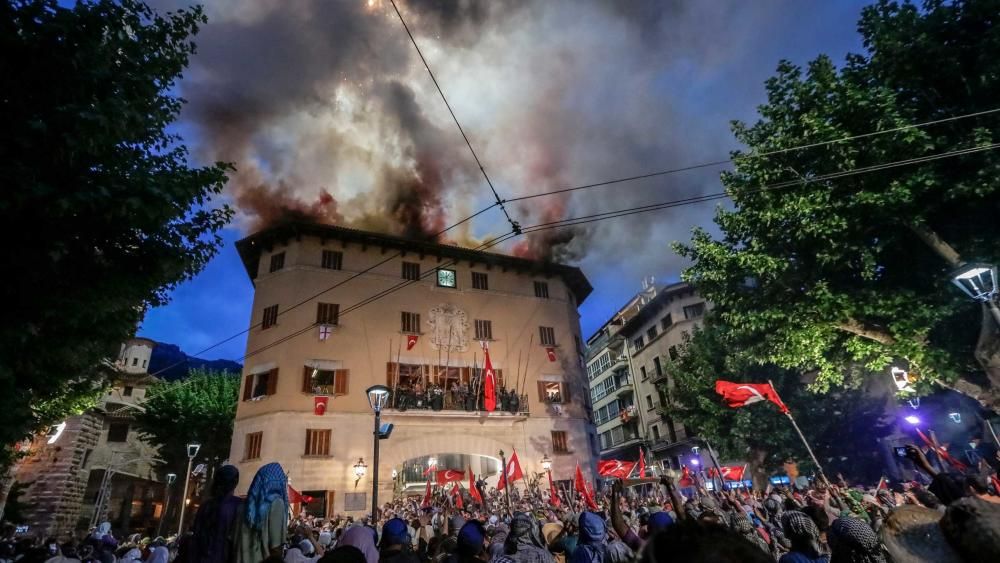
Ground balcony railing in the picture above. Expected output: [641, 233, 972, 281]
[386, 388, 529, 415]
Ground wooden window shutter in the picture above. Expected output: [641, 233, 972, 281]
[302, 366, 312, 393]
[266, 368, 279, 395]
[243, 374, 253, 401]
[537, 381, 546, 402]
[386, 363, 394, 386]
[334, 369, 349, 395]
[561, 382, 571, 402]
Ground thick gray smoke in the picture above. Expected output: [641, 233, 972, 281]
[154, 0, 864, 322]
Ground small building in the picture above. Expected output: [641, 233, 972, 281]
[13, 338, 166, 537]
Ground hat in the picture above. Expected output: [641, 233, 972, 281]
[457, 521, 486, 556]
[299, 540, 314, 556]
[380, 518, 409, 547]
[541, 523, 563, 546]
[879, 505, 962, 563]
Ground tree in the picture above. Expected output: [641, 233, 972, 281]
[134, 370, 240, 477]
[661, 321, 894, 486]
[676, 0, 1000, 407]
[0, 0, 232, 475]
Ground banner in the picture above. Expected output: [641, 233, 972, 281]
[313, 396, 328, 416]
[548, 469, 561, 507]
[597, 459, 637, 479]
[482, 342, 497, 412]
[546, 347, 557, 362]
[708, 465, 746, 481]
[638, 449, 647, 478]
[574, 463, 599, 510]
[715, 380, 789, 413]
[406, 334, 418, 350]
[498, 450, 524, 490]
[436, 469, 465, 485]
[469, 469, 483, 503]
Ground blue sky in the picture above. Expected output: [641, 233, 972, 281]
[138, 0, 872, 360]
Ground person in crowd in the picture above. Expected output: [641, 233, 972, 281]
[233, 463, 288, 563]
[827, 518, 885, 563]
[779, 511, 828, 563]
[191, 465, 242, 563]
[335, 527, 378, 563]
[569, 512, 630, 563]
[493, 513, 554, 563]
[378, 518, 418, 563]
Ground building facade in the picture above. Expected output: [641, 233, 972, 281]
[230, 222, 597, 516]
[619, 282, 708, 469]
[13, 338, 165, 537]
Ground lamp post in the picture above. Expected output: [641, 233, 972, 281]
[951, 263, 1000, 325]
[177, 442, 200, 534]
[366, 385, 390, 517]
[156, 473, 177, 537]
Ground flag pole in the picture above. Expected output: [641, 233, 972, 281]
[768, 380, 830, 487]
[703, 438, 727, 493]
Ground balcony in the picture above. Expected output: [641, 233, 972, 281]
[385, 388, 529, 416]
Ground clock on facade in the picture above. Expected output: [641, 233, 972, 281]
[437, 268, 457, 288]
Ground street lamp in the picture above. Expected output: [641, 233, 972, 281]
[176, 442, 200, 534]
[428, 456, 438, 469]
[540, 454, 552, 472]
[366, 385, 389, 516]
[904, 415, 921, 426]
[354, 457, 368, 487]
[891, 367, 911, 392]
[951, 263, 1000, 325]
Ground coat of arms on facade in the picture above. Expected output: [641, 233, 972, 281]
[427, 303, 469, 352]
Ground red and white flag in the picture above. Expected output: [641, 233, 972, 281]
[451, 483, 464, 510]
[406, 334, 419, 351]
[468, 468, 483, 504]
[436, 469, 465, 485]
[313, 396, 328, 416]
[319, 325, 333, 341]
[546, 347, 557, 362]
[421, 478, 432, 508]
[708, 465, 747, 481]
[498, 450, 524, 490]
[638, 448, 647, 478]
[482, 341, 497, 412]
[715, 380, 789, 413]
[597, 459, 637, 479]
[423, 461, 438, 477]
[548, 469, 561, 507]
[574, 463, 599, 510]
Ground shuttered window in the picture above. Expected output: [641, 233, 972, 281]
[551, 431, 568, 453]
[321, 250, 343, 270]
[402, 262, 421, 281]
[534, 281, 550, 298]
[244, 432, 262, 460]
[302, 367, 349, 396]
[316, 303, 340, 325]
[269, 252, 285, 273]
[539, 326, 556, 346]
[474, 319, 493, 341]
[472, 272, 489, 290]
[262, 304, 279, 329]
[243, 369, 279, 401]
[305, 429, 332, 456]
[538, 381, 569, 403]
[401, 312, 421, 334]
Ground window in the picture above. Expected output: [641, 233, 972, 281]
[243, 369, 279, 401]
[669, 346, 679, 361]
[132, 357, 138, 366]
[640, 366, 647, 380]
[633, 336, 644, 350]
[551, 431, 569, 453]
[401, 312, 421, 334]
[652, 425, 660, 440]
[269, 252, 285, 273]
[123, 386, 133, 397]
[107, 423, 129, 443]
[661, 314, 673, 330]
[303, 367, 349, 395]
[645, 395, 653, 409]
[539, 382, 567, 403]
[683, 302, 706, 320]
[402, 261, 421, 281]
[316, 303, 340, 325]
[474, 319, 493, 341]
[142, 359, 147, 368]
[437, 268, 457, 288]
[534, 281, 550, 299]
[539, 326, 556, 347]
[244, 432, 262, 460]
[472, 272, 489, 290]
[586, 352, 612, 379]
[646, 326, 658, 340]
[262, 304, 279, 329]
[305, 429, 332, 456]
[322, 250, 343, 270]
[653, 357, 663, 377]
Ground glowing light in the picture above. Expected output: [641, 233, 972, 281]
[904, 415, 921, 425]
[891, 367, 911, 391]
[949, 412, 962, 423]
[690, 458, 700, 466]
[47, 422, 67, 444]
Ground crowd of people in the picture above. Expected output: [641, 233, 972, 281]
[3, 445, 1000, 563]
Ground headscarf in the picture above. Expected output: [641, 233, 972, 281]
[244, 463, 288, 530]
[337, 526, 378, 563]
[728, 512, 769, 554]
[828, 518, 885, 563]
[782, 511, 823, 558]
[569, 512, 632, 563]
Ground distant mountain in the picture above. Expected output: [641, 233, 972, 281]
[147, 342, 242, 381]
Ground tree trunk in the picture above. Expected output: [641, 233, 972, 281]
[747, 448, 770, 490]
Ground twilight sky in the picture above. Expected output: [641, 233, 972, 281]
[139, 0, 871, 360]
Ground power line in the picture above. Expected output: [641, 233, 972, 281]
[506, 106, 1000, 204]
[388, 0, 521, 235]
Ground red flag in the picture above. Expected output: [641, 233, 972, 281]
[482, 342, 496, 412]
[597, 459, 637, 479]
[546, 347, 557, 362]
[638, 449, 647, 478]
[421, 478, 432, 508]
[574, 463, 599, 510]
[469, 469, 483, 504]
[876, 476, 887, 490]
[715, 380, 789, 413]
[548, 469, 561, 507]
[451, 483, 464, 510]
[498, 450, 524, 490]
[424, 461, 438, 477]
[406, 334, 418, 351]
[708, 465, 747, 481]
[679, 466, 694, 488]
[436, 469, 465, 485]
[313, 396, 328, 416]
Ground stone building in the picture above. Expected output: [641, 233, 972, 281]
[230, 222, 597, 516]
[14, 338, 166, 537]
